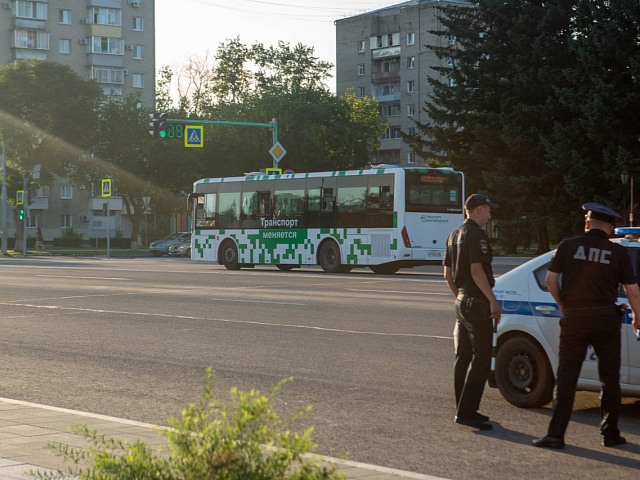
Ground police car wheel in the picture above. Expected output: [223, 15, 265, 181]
[495, 336, 554, 408]
[220, 240, 241, 270]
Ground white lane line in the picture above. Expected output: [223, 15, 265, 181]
[36, 275, 132, 281]
[347, 289, 449, 296]
[212, 299, 306, 306]
[0, 302, 452, 339]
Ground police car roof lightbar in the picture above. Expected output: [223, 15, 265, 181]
[614, 227, 640, 236]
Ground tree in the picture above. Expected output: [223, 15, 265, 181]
[157, 40, 384, 180]
[408, 1, 584, 252]
[0, 61, 102, 250]
[72, 96, 185, 251]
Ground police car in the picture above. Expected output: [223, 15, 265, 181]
[491, 227, 640, 408]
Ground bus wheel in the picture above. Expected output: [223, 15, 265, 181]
[319, 241, 344, 273]
[370, 264, 400, 275]
[221, 241, 241, 270]
[276, 264, 298, 271]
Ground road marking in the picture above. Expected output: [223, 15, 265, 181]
[36, 275, 132, 281]
[0, 302, 452, 339]
[347, 289, 449, 296]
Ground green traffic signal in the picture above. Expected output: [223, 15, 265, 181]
[18, 208, 25, 221]
[158, 113, 168, 139]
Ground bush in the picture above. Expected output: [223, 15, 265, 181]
[89, 237, 130, 248]
[33, 369, 344, 480]
[53, 229, 84, 248]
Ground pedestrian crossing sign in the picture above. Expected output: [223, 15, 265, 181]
[184, 125, 204, 148]
[101, 178, 112, 198]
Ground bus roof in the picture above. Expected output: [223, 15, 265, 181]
[193, 165, 462, 187]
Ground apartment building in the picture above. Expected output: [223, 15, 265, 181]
[0, 0, 155, 244]
[335, 0, 471, 166]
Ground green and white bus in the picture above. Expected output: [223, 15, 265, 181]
[189, 165, 464, 274]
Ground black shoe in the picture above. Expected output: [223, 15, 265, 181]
[473, 412, 489, 422]
[602, 435, 626, 447]
[455, 416, 493, 430]
[532, 435, 565, 449]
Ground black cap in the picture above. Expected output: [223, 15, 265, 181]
[465, 194, 499, 211]
[582, 202, 621, 226]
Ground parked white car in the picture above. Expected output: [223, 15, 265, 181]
[490, 227, 640, 408]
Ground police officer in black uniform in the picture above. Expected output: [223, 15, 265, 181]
[444, 193, 501, 431]
[533, 203, 640, 449]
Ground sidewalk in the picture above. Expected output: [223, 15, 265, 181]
[0, 397, 447, 480]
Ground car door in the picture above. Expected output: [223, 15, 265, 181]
[620, 246, 639, 385]
[529, 261, 606, 383]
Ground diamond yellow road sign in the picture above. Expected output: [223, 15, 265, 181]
[269, 142, 287, 164]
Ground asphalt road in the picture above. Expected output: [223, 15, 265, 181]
[0, 257, 638, 479]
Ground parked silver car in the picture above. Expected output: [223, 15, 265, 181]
[149, 232, 190, 257]
[168, 240, 191, 257]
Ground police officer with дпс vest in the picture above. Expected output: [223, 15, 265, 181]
[444, 193, 501, 431]
[533, 203, 640, 449]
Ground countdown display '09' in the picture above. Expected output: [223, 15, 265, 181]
[161, 121, 185, 139]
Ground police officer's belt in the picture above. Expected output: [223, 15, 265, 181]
[562, 305, 617, 318]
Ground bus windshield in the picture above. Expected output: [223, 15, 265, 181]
[405, 170, 463, 214]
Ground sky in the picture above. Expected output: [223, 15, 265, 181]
[154, 0, 399, 91]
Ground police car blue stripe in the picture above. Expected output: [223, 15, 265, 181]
[504, 301, 633, 325]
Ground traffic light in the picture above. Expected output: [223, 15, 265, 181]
[158, 113, 169, 139]
[18, 207, 25, 221]
[149, 113, 159, 139]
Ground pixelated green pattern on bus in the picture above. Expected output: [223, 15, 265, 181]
[194, 227, 398, 265]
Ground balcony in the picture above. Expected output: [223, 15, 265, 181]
[372, 71, 400, 84]
[371, 46, 401, 59]
[374, 93, 401, 103]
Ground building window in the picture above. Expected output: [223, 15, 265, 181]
[132, 73, 143, 88]
[91, 7, 121, 26]
[14, 29, 49, 50]
[381, 127, 402, 140]
[132, 17, 144, 31]
[387, 34, 394, 46]
[59, 9, 71, 24]
[61, 214, 73, 229]
[407, 32, 415, 45]
[358, 41, 365, 53]
[407, 152, 415, 164]
[92, 67, 124, 84]
[133, 45, 143, 59]
[407, 56, 415, 69]
[60, 185, 73, 199]
[449, 35, 457, 46]
[408, 127, 416, 136]
[16, 1, 47, 20]
[407, 80, 415, 93]
[407, 104, 415, 116]
[449, 78, 457, 88]
[357, 64, 365, 76]
[380, 104, 401, 117]
[59, 39, 71, 54]
[91, 36, 124, 55]
[356, 87, 365, 98]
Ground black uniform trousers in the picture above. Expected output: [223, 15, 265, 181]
[454, 293, 493, 419]
[548, 312, 622, 439]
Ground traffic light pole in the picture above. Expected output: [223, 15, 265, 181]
[1, 137, 7, 255]
[22, 173, 27, 257]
